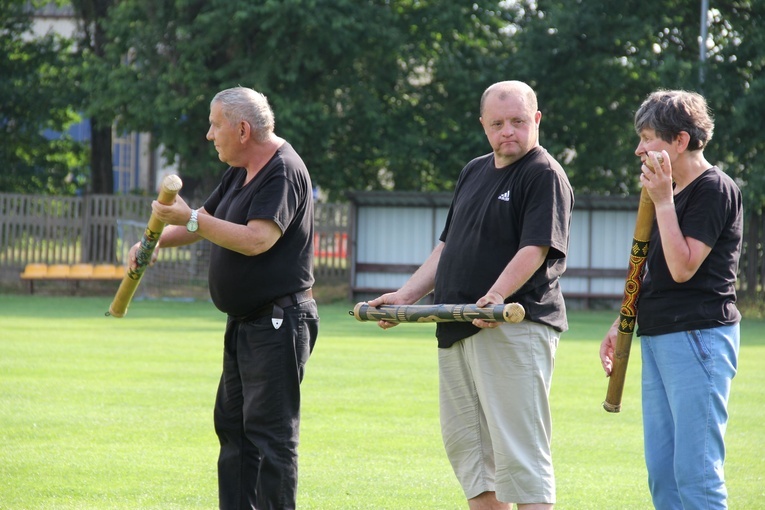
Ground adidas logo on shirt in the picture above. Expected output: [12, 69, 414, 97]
[498, 190, 510, 202]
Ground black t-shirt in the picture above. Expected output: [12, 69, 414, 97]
[434, 146, 574, 348]
[203, 142, 314, 317]
[637, 167, 742, 336]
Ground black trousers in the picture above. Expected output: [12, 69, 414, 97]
[215, 300, 319, 510]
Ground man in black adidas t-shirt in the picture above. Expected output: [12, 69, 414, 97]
[370, 81, 573, 509]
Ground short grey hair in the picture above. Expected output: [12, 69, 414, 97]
[634, 90, 713, 151]
[211, 87, 275, 142]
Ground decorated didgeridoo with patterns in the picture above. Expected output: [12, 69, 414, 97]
[603, 164, 658, 412]
[107, 174, 183, 318]
[351, 302, 525, 324]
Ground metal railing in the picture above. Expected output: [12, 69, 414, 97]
[0, 192, 350, 295]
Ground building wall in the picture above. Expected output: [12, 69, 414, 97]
[27, 5, 78, 39]
[354, 205, 448, 291]
[561, 209, 636, 299]
[349, 192, 638, 307]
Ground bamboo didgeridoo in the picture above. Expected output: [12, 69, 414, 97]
[603, 176, 657, 412]
[107, 174, 183, 318]
[351, 302, 525, 324]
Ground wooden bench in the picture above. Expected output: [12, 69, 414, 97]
[20, 263, 125, 294]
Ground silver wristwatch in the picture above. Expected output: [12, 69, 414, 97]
[186, 208, 199, 233]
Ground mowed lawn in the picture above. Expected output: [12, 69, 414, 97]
[1, 295, 763, 509]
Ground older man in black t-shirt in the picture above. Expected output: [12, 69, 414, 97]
[130, 87, 318, 510]
[370, 81, 573, 510]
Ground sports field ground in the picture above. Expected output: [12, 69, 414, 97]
[1, 295, 762, 509]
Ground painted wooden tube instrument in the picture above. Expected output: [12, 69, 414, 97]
[107, 174, 182, 318]
[603, 161, 658, 412]
[351, 302, 525, 324]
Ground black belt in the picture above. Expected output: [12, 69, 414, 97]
[273, 288, 313, 309]
[235, 289, 313, 326]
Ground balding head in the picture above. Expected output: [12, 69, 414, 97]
[480, 81, 538, 117]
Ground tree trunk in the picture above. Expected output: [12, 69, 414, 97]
[89, 120, 113, 194]
[86, 121, 114, 262]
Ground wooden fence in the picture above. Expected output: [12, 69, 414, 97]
[740, 209, 765, 300]
[0, 192, 349, 298]
[1, 191, 762, 304]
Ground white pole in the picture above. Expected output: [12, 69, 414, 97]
[700, 0, 709, 85]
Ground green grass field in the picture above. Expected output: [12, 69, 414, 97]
[1, 295, 763, 509]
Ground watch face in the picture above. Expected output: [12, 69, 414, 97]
[187, 210, 198, 232]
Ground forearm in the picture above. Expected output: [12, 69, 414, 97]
[654, 202, 707, 282]
[157, 224, 200, 248]
[194, 212, 280, 256]
[150, 198, 280, 256]
[487, 245, 549, 300]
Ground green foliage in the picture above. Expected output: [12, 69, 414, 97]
[5, 1, 764, 206]
[83, 0, 520, 198]
[509, 1, 696, 194]
[78, 0, 764, 206]
[702, 1, 765, 210]
[0, 0, 88, 194]
[510, 0, 765, 211]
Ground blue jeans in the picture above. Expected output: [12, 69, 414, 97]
[215, 300, 319, 510]
[640, 324, 739, 510]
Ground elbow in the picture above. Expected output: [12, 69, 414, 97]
[238, 226, 281, 257]
[669, 267, 696, 284]
[242, 238, 278, 257]
[241, 221, 282, 256]
[241, 244, 270, 257]
[667, 254, 704, 284]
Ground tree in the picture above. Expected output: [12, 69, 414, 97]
[70, 0, 117, 194]
[507, 0, 704, 195]
[0, 0, 87, 194]
[73, 0, 764, 208]
[505, 0, 765, 210]
[83, 0, 521, 199]
[701, 1, 765, 210]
